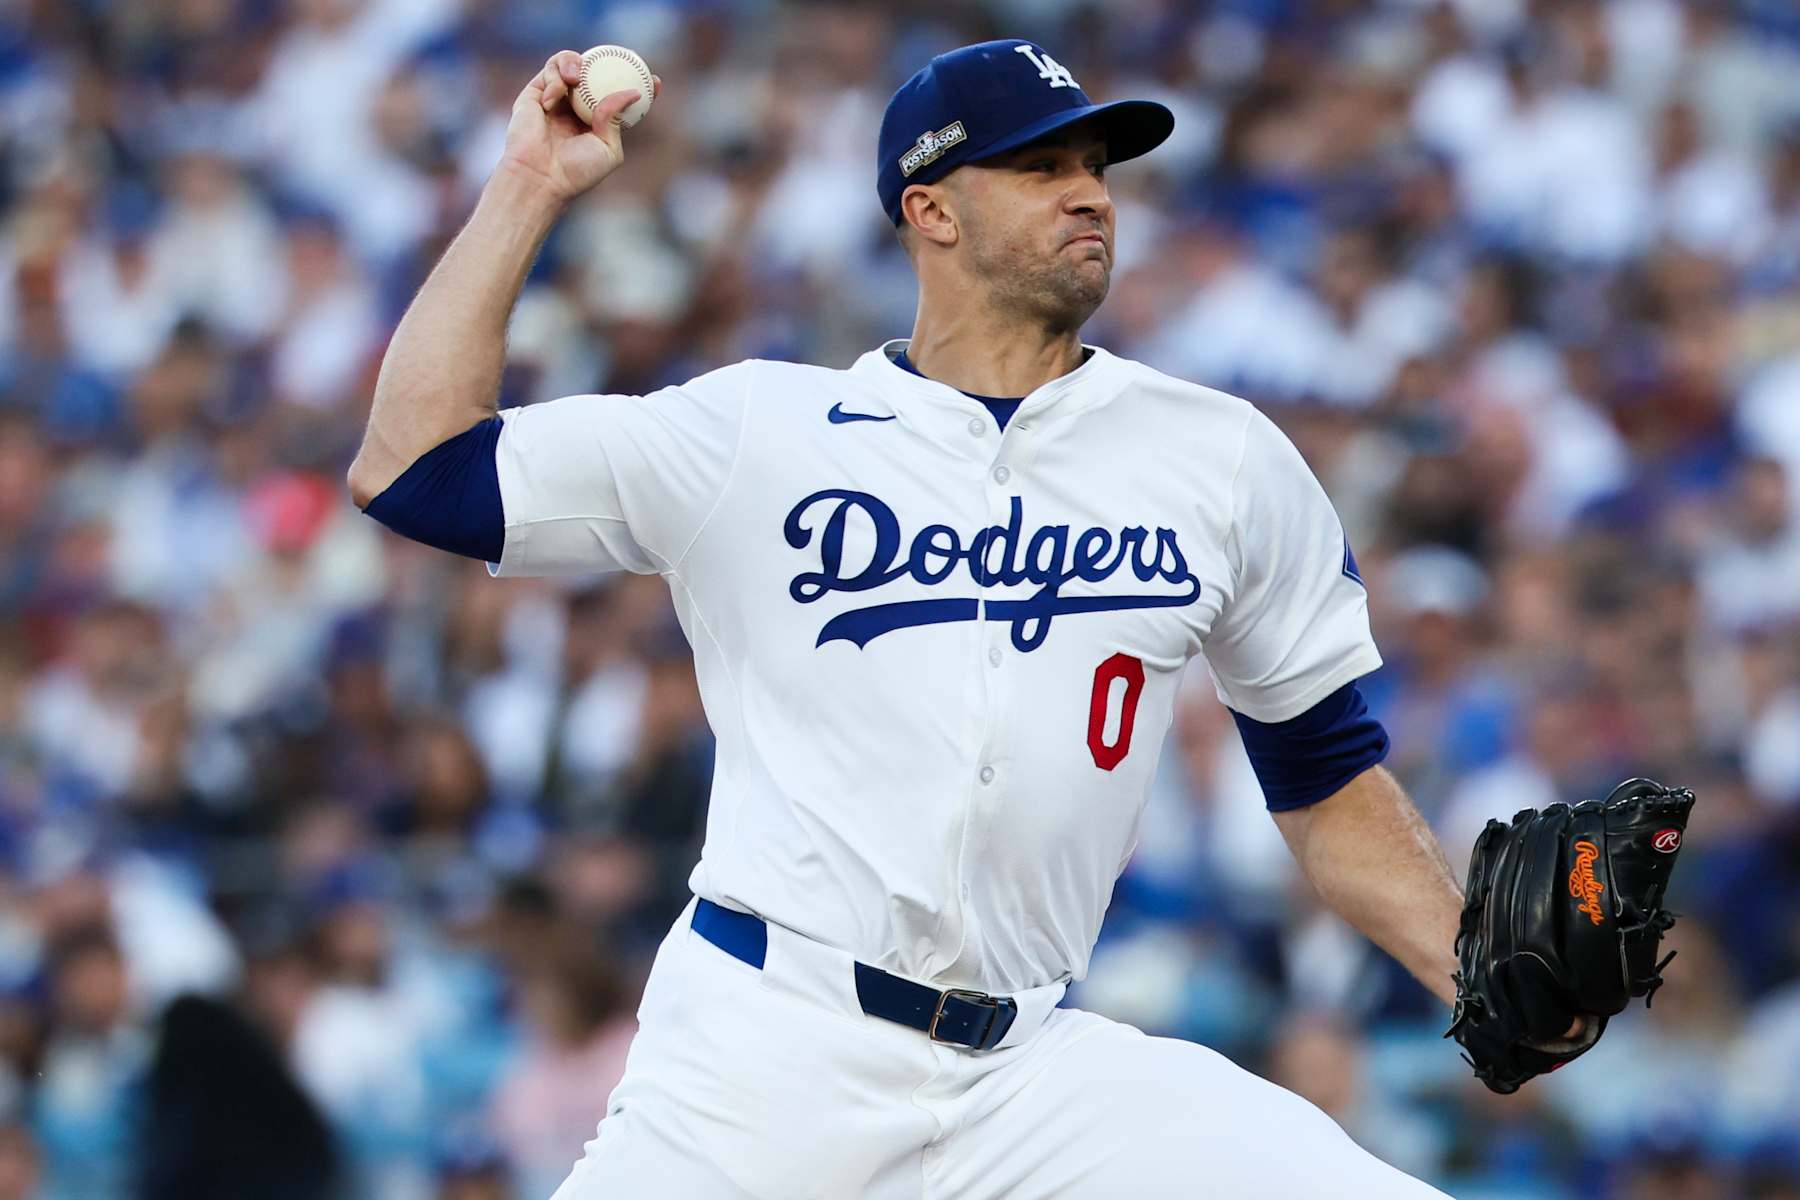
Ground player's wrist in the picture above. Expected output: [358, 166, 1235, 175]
[488, 156, 579, 219]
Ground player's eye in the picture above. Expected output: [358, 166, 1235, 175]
[1027, 159, 1057, 173]
[1087, 161, 1106, 179]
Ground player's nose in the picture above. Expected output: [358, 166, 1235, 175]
[1065, 178, 1113, 223]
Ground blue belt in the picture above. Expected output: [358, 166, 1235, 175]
[691, 898, 1020, 1052]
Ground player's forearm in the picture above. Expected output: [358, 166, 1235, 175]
[347, 165, 566, 507]
[1272, 765, 1462, 1007]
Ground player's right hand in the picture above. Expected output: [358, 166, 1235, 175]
[498, 50, 662, 203]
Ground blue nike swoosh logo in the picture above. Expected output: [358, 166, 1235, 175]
[828, 403, 897, 425]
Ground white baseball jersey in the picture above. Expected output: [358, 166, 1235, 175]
[493, 340, 1380, 994]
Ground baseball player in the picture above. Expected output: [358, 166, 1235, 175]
[349, 39, 1513, 1199]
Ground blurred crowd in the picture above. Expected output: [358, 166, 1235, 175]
[5, 0, 1800, 1196]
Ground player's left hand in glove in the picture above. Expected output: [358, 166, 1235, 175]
[1446, 777, 1696, 1094]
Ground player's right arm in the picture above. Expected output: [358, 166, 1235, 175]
[345, 51, 649, 507]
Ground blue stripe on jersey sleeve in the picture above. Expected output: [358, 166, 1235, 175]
[1230, 681, 1390, 811]
[361, 416, 505, 563]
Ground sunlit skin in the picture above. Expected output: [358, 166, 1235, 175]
[897, 127, 1112, 399]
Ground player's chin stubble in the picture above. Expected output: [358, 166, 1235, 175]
[965, 217, 1109, 333]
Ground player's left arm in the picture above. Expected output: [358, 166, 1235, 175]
[1205, 409, 1582, 1026]
[1270, 765, 1461, 1007]
[1203, 408, 1464, 1008]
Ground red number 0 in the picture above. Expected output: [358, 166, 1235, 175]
[1086, 653, 1145, 771]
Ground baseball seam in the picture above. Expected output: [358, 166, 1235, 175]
[577, 48, 653, 127]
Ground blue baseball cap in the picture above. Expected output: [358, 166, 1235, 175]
[877, 39, 1174, 226]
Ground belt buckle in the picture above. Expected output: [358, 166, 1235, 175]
[928, 988, 992, 1045]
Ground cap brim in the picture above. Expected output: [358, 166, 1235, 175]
[965, 98, 1174, 170]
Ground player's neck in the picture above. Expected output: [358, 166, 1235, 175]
[903, 309, 1085, 399]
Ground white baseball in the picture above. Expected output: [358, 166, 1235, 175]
[570, 45, 654, 129]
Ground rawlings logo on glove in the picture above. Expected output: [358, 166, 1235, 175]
[1569, 840, 1605, 926]
[1446, 778, 1696, 1094]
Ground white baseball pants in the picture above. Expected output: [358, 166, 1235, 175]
[549, 900, 1449, 1199]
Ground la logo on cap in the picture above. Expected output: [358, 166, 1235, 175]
[1014, 44, 1078, 89]
[899, 120, 967, 177]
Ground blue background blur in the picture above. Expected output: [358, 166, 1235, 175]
[4, 1, 1800, 1197]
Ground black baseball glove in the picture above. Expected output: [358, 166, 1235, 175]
[1446, 777, 1696, 1094]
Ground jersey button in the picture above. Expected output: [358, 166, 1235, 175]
[992, 465, 1011, 484]
[979, 765, 995, 785]
[967, 417, 986, 436]
[987, 647, 1002, 667]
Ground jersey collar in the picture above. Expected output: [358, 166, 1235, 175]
[856, 338, 1123, 425]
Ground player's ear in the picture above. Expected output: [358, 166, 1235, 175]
[900, 184, 958, 250]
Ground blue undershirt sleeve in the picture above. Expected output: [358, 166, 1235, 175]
[1230, 681, 1391, 812]
[361, 416, 505, 563]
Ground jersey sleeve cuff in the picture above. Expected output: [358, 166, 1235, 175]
[1231, 678, 1391, 812]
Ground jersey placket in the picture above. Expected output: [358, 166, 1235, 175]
[870, 343, 1105, 980]
[944, 409, 1042, 971]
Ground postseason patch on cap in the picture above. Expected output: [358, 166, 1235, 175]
[899, 121, 967, 177]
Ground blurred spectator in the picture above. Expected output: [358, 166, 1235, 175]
[490, 931, 633, 1198]
[437, 1153, 512, 1200]
[1745, 1147, 1800, 1200]
[1612, 1137, 1734, 1200]
[1696, 455, 1800, 635]
[139, 993, 339, 1200]
[287, 885, 456, 1198]
[30, 927, 143, 1199]
[0, 1123, 39, 1200]
[1265, 1011, 1442, 1180]
[267, 211, 381, 412]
